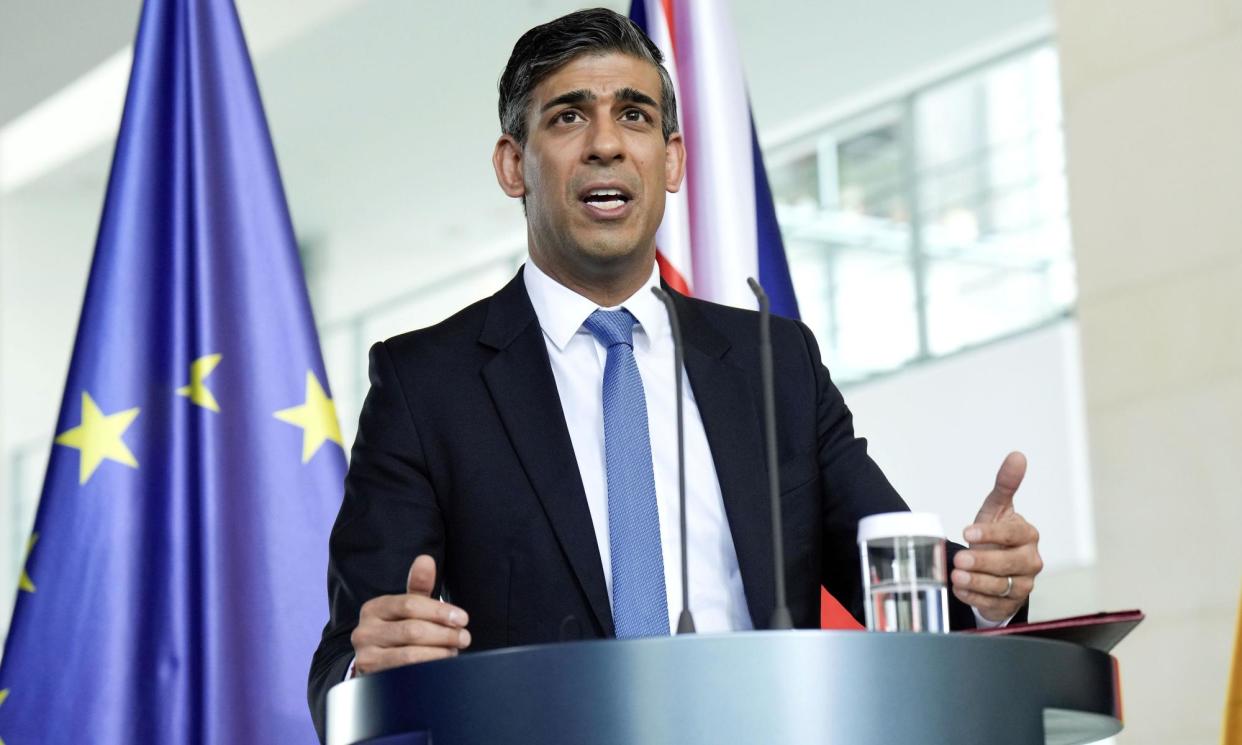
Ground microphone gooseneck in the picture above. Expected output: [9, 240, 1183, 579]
[651, 286, 695, 635]
[747, 277, 793, 631]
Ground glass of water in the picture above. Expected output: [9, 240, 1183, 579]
[857, 512, 949, 633]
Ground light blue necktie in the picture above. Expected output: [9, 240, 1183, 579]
[583, 309, 669, 638]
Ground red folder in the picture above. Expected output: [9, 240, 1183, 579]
[960, 610, 1144, 653]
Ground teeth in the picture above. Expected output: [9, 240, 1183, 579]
[591, 199, 625, 210]
[588, 189, 624, 197]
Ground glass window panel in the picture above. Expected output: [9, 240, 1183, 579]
[838, 122, 905, 222]
[917, 44, 1073, 356]
[769, 151, 819, 210]
[787, 234, 919, 381]
[776, 108, 920, 383]
[773, 41, 1074, 376]
[915, 77, 984, 173]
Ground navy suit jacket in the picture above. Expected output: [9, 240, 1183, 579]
[307, 268, 1004, 740]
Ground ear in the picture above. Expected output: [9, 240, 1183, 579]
[493, 134, 526, 199]
[664, 131, 686, 194]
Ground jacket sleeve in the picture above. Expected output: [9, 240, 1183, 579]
[307, 340, 446, 742]
[794, 321, 987, 631]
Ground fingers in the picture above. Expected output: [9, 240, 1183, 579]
[954, 543, 1043, 578]
[961, 452, 1039, 622]
[963, 517, 1039, 548]
[353, 580, 473, 677]
[952, 551, 1035, 621]
[951, 567, 1035, 598]
[952, 586, 1023, 622]
[362, 592, 469, 626]
[974, 451, 1027, 522]
[407, 554, 437, 596]
[951, 531, 1042, 623]
[354, 617, 473, 651]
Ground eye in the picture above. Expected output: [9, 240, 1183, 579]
[556, 110, 582, 124]
[622, 109, 651, 123]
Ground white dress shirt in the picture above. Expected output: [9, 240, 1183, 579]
[524, 260, 754, 633]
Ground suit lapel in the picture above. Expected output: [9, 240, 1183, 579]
[674, 293, 776, 629]
[479, 270, 615, 637]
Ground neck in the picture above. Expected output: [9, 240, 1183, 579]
[529, 248, 655, 308]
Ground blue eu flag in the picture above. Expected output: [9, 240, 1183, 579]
[0, 0, 343, 741]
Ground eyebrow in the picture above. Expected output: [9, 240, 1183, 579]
[539, 87, 660, 114]
[614, 87, 659, 109]
[540, 89, 595, 114]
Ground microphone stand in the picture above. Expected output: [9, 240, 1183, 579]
[747, 278, 793, 630]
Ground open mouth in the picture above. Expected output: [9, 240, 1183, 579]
[580, 186, 633, 214]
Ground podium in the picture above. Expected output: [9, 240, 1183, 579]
[326, 630, 1123, 745]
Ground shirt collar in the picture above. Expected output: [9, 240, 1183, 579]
[523, 259, 668, 351]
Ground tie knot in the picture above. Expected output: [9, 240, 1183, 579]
[583, 309, 638, 349]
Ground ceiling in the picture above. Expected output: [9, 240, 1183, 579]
[0, 0, 140, 125]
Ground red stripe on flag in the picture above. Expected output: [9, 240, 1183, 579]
[660, 0, 678, 58]
[656, 250, 691, 295]
[820, 586, 865, 630]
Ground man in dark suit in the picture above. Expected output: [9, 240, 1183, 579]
[308, 8, 1043, 739]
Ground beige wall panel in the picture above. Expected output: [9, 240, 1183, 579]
[1226, 0, 1242, 27]
[1054, 0, 1242, 740]
[1112, 609, 1236, 744]
[1062, 32, 1242, 298]
[1084, 377, 1242, 612]
[1075, 260, 1242, 408]
[1056, 0, 1229, 96]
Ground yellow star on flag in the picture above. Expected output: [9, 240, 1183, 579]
[274, 371, 343, 463]
[18, 533, 37, 593]
[54, 392, 141, 485]
[0, 686, 8, 745]
[176, 353, 222, 412]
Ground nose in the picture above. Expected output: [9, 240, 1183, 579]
[584, 117, 624, 164]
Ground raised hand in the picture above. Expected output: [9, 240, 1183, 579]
[351, 554, 471, 675]
[950, 452, 1044, 622]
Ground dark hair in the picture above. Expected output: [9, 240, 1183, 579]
[498, 8, 679, 147]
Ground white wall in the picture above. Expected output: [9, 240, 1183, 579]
[0, 186, 97, 632]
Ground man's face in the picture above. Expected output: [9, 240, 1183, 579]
[495, 52, 685, 281]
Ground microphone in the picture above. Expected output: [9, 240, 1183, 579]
[651, 286, 696, 635]
[747, 277, 793, 631]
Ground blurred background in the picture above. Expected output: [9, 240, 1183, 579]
[1, 0, 1238, 742]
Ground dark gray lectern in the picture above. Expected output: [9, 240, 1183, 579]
[327, 631, 1123, 745]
